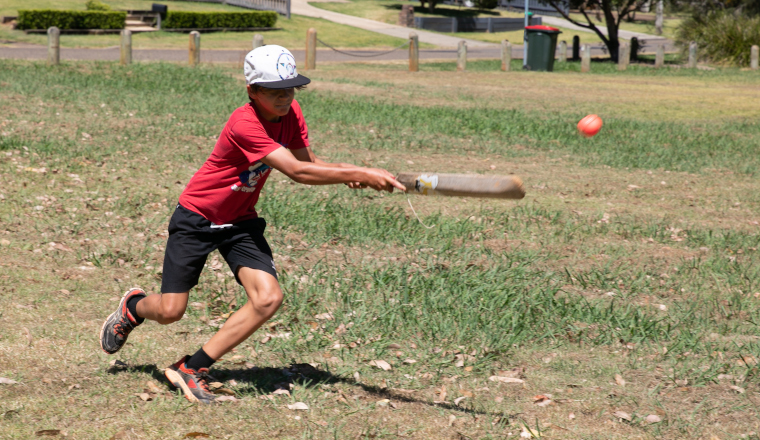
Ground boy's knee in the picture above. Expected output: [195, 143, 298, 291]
[158, 304, 186, 324]
[251, 288, 283, 315]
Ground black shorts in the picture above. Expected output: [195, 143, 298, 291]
[161, 204, 277, 293]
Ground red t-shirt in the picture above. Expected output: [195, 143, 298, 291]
[179, 100, 309, 225]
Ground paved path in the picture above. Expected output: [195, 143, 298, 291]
[290, 0, 497, 48]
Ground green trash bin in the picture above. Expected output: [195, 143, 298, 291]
[525, 25, 562, 71]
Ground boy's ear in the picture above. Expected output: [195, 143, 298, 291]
[246, 85, 256, 101]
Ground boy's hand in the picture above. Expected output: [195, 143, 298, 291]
[362, 168, 406, 193]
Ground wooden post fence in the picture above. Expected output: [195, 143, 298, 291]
[409, 32, 419, 72]
[305, 28, 316, 70]
[457, 40, 467, 71]
[688, 41, 697, 68]
[189, 31, 200, 66]
[120, 30, 132, 65]
[654, 45, 664, 68]
[580, 44, 590, 72]
[252, 34, 264, 50]
[752, 45, 759, 70]
[501, 40, 512, 71]
[47, 27, 60, 66]
[558, 40, 567, 63]
[618, 42, 629, 71]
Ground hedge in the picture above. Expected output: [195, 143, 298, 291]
[17, 10, 126, 30]
[163, 11, 278, 29]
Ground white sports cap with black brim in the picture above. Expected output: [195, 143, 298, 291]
[244, 45, 310, 89]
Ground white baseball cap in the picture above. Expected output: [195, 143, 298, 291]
[244, 45, 310, 89]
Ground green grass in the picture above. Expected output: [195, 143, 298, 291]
[0, 59, 759, 438]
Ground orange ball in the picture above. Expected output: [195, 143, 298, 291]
[577, 114, 603, 138]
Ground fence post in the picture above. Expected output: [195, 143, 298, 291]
[457, 40, 467, 71]
[558, 40, 567, 62]
[572, 35, 580, 61]
[253, 34, 264, 50]
[617, 42, 629, 71]
[580, 44, 590, 72]
[305, 28, 316, 70]
[409, 32, 419, 72]
[654, 44, 664, 68]
[47, 27, 60, 66]
[120, 30, 132, 65]
[189, 31, 200, 66]
[752, 45, 759, 70]
[501, 40, 512, 71]
[688, 41, 697, 68]
[286, 0, 291, 19]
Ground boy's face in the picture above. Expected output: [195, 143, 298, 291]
[248, 85, 295, 122]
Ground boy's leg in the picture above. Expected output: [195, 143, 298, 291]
[201, 267, 283, 359]
[135, 291, 190, 325]
[164, 267, 281, 404]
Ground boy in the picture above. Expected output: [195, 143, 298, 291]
[99, 45, 405, 404]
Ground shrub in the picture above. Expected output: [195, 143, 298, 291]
[162, 11, 278, 29]
[17, 10, 125, 30]
[676, 10, 760, 66]
[475, 0, 499, 9]
[85, 0, 111, 11]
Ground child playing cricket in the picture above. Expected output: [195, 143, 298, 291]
[100, 45, 405, 404]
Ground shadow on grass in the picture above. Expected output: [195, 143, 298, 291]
[110, 362, 517, 418]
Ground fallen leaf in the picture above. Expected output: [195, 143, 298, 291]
[439, 385, 447, 402]
[645, 414, 662, 424]
[717, 374, 734, 380]
[403, 359, 417, 364]
[448, 414, 456, 426]
[521, 427, 541, 438]
[287, 402, 309, 410]
[454, 396, 467, 406]
[386, 343, 401, 349]
[489, 376, 524, 384]
[260, 335, 271, 344]
[208, 382, 224, 390]
[730, 385, 746, 394]
[215, 395, 237, 402]
[0, 377, 20, 385]
[613, 410, 632, 421]
[35, 430, 60, 437]
[314, 313, 334, 321]
[135, 393, 152, 401]
[376, 399, 390, 407]
[569, 413, 575, 420]
[272, 388, 290, 396]
[369, 360, 392, 371]
[533, 395, 552, 407]
[212, 388, 235, 396]
[183, 433, 211, 438]
[146, 381, 163, 394]
[614, 374, 626, 387]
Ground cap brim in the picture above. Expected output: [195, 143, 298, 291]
[252, 74, 311, 89]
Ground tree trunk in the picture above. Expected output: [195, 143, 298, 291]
[602, 1, 619, 62]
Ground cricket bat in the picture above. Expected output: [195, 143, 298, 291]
[396, 172, 525, 200]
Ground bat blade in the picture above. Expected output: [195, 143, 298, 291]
[396, 173, 525, 200]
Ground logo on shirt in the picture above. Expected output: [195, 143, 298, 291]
[231, 162, 271, 193]
[276, 52, 297, 80]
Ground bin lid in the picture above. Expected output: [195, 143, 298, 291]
[525, 25, 561, 32]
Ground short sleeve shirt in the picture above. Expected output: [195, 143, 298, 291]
[179, 100, 309, 225]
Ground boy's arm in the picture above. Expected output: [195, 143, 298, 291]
[261, 147, 405, 192]
[290, 146, 365, 188]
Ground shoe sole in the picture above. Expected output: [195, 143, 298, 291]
[99, 288, 142, 355]
[164, 368, 201, 404]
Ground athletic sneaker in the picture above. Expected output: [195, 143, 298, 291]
[99, 288, 146, 354]
[164, 355, 217, 404]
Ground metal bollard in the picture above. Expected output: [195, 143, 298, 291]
[572, 35, 580, 61]
[501, 40, 512, 71]
[409, 32, 419, 72]
[120, 30, 132, 65]
[189, 31, 200, 66]
[48, 27, 60, 65]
